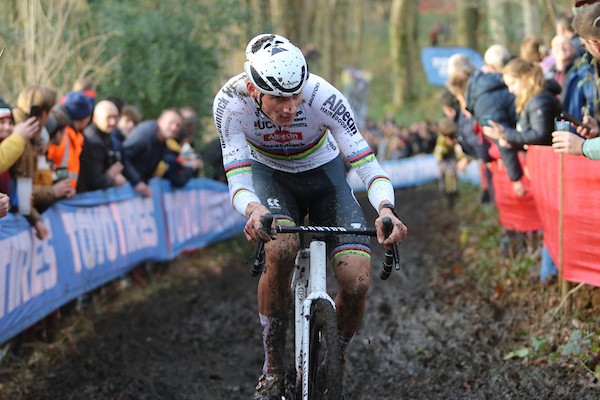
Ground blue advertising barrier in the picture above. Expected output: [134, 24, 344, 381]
[347, 154, 481, 191]
[0, 178, 245, 345]
[421, 46, 484, 86]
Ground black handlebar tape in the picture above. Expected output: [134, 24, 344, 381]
[380, 217, 394, 280]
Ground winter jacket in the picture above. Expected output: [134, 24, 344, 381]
[121, 120, 167, 186]
[46, 124, 85, 188]
[453, 109, 493, 162]
[503, 91, 564, 147]
[561, 56, 596, 122]
[77, 124, 120, 193]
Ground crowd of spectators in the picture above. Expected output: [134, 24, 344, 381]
[361, 117, 438, 161]
[0, 77, 212, 234]
[438, 1, 600, 282]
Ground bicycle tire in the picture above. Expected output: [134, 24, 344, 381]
[307, 298, 342, 400]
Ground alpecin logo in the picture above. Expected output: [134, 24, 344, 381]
[264, 130, 302, 143]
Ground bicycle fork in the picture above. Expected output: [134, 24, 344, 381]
[292, 240, 336, 400]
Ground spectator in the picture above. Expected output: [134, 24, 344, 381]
[0, 101, 39, 213]
[77, 100, 127, 193]
[121, 108, 183, 197]
[520, 35, 548, 64]
[548, 34, 577, 89]
[552, 130, 600, 159]
[158, 134, 202, 188]
[0, 100, 39, 178]
[446, 55, 525, 196]
[556, 12, 585, 58]
[112, 104, 142, 159]
[31, 108, 77, 215]
[177, 105, 203, 171]
[483, 58, 563, 146]
[434, 117, 464, 167]
[10, 85, 57, 240]
[482, 44, 512, 73]
[552, 0, 600, 157]
[47, 91, 94, 189]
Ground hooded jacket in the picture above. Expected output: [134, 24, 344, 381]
[466, 70, 523, 181]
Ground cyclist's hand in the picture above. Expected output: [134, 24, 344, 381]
[376, 203, 407, 250]
[244, 202, 276, 244]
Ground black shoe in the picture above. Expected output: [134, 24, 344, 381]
[252, 372, 285, 400]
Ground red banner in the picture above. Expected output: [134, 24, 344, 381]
[489, 156, 543, 233]
[527, 146, 600, 287]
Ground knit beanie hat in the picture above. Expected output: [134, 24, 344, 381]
[0, 98, 12, 120]
[63, 91, 94, 120]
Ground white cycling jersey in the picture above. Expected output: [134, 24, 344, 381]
[213, 72, 395, 215]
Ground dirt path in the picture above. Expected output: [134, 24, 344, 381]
[1, 185, 597, 399]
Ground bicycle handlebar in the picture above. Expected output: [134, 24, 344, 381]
[251, 213, 400, 279]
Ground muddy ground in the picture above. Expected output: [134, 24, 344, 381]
[0, 185, 598, 399]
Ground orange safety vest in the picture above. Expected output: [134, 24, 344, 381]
[46, 125, 84, 188]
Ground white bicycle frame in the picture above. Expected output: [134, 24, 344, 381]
[291, 240, 334, 400]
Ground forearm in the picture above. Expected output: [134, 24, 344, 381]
[582, 137, 600, 160]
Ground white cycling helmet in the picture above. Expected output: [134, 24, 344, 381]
[244, 34, 309, 97]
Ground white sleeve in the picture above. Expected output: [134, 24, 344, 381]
[213, 85, 261, 216]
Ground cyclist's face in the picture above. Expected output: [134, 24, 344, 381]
[260, 93, 304, 127]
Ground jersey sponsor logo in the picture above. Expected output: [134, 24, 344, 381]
[308, 82, 320, 106]
[255, 120, 277, 130]
[267, 198, 281, 209]
[214, 97, 230, 133]
[321, 94, 358, 135]
[264, 130, 302, 143]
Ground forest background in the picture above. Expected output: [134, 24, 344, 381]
[0, 0, 577, 147]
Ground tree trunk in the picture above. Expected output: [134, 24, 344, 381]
[486, 0, 509, 45]
[350, 0, 365, 67]
[269, 0, 286, 36]
[389, 0, 413, 107]
[522, 0, 541, 38]
[456, 0, 479, 50]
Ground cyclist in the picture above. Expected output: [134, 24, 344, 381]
[212, 34, 408, 399]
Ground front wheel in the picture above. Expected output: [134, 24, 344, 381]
[307, 299, 343, 400]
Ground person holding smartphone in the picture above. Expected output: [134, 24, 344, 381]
[9, 85, 57, 240]
[482, 58, 563, 147]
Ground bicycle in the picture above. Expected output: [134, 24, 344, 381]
[252, 214, 400, 400]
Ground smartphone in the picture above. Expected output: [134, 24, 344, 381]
[29, 105, 43, 119]
[55, 167, 69, 182]
[481, 114, 493, 127]
[554, 118, 571, 132]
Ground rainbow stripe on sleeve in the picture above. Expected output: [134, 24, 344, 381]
[232, 188, 254, 203]
[367, 175, 392, 191]
[347, 147, 376, 168]
[225, 159, 252, 179]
